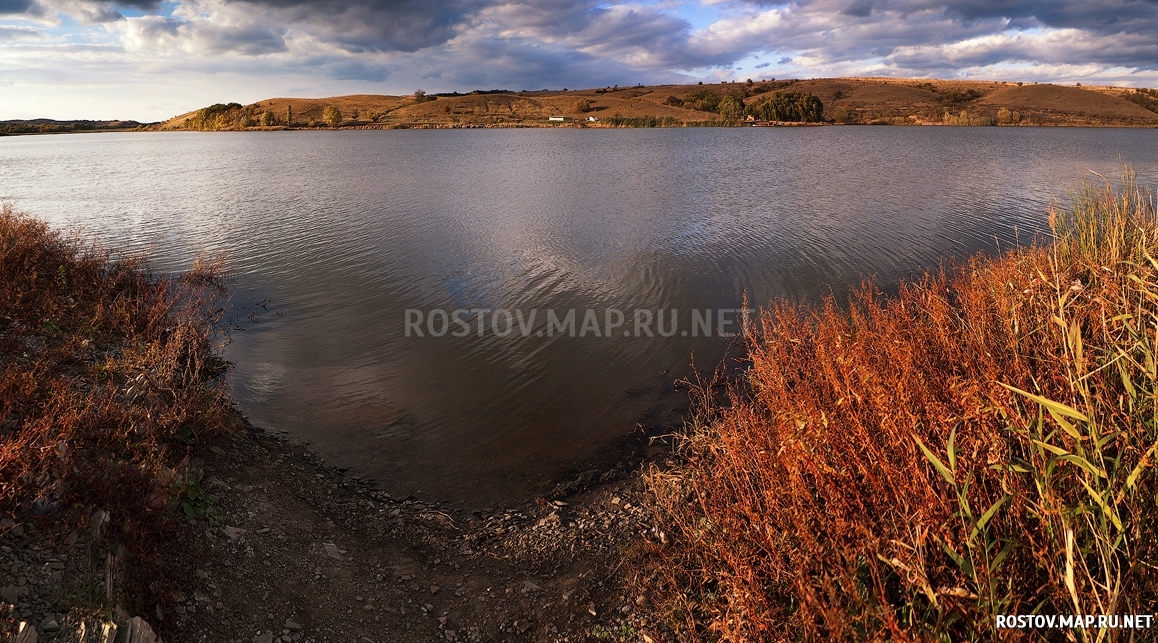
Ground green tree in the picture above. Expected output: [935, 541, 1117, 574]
[322, 105, 342, 127]
[682, 90, 721, 112]
[286, 104, 293, 125]
[717, 95, 745, 121]
[260, 110, 275, 127]
[745, 91, 824, 122]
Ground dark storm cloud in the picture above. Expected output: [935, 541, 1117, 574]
[715, 0, 1158, 75]
[936, 0, 1158, 32]
[230, 0, 484, 52]
[0, 0, 35, 14]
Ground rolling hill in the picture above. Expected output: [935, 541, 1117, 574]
[157, 77, 1158, 130]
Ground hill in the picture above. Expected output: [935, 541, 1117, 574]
[157, 78, 1158, 130]
[0, 119, 145, 135]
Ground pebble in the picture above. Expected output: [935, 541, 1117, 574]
[1, 585, 23, 603]
[39, 616, 59, 632]
[285, 619, 302, 631]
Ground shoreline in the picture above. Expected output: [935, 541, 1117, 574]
[6, 120, 1158, 138]
[1, 407, 676, 642]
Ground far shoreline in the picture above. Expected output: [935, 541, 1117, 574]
[8, 76, 1158, 135]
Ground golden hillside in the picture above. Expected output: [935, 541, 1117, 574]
[157, 78, 1158, 130]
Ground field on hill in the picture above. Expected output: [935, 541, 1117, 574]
[156, 77, 1158, 131]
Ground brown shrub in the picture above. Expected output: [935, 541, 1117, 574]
[0, 205, 239, 623]
[646, 171, 1158, 641]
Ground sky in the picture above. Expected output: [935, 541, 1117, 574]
[2, 0, 1158, 121]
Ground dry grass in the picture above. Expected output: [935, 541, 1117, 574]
[0, 205, 239, 620]
[646, 170, 1158, 641]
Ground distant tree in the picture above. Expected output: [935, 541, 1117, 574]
[189, 103, 243, 131]
[322, 105, 342, 127]
[683, 90, 721, 112]
[413, 89, 436, 103]
[574, 99, 592, 113]
[745, 91, 824, 122]
[663, 95, 684, 107]
[997, 108, 1022, 125]
[746, 78, 753, 86]
[351, 108, 360, 120]
[942, 109, 995, 126]
[940, 89, 982, 107]
[239, 114, 253, 128]
[260, 110, 275, 127]
[286, 104, 293, 125]
[717, 95, 745, 121]
[1123, 88, 1158, 114]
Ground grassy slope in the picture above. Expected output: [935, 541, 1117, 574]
[157, 78, 1158, 130]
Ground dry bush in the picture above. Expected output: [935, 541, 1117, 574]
[0, 205, 239, 620]
[646, 170, 1158, 641]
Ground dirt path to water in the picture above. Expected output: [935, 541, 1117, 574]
[166, 425, 673, 643]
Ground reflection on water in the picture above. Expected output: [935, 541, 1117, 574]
[3, 127, 1158, 505]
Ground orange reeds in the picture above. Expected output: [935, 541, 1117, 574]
[647, 169, 1158, 642]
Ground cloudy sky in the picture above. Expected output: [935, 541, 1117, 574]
[3, 0, 1158, 120]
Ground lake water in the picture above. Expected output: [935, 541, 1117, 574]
[3, 126, 1158, 506]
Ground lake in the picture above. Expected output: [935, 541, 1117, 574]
[3, 126, 1158, 506]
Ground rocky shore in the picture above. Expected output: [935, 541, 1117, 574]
[3, 420, 676, 643]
